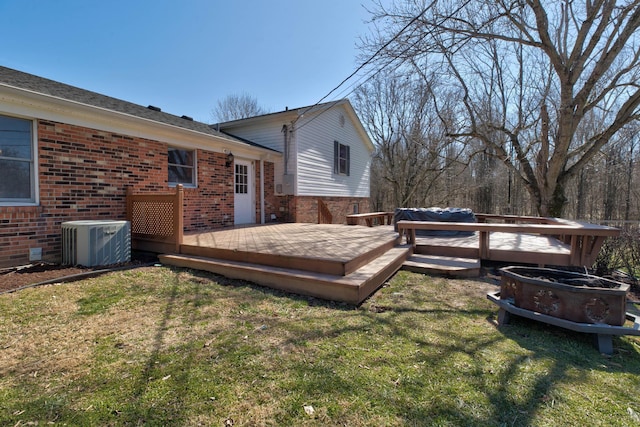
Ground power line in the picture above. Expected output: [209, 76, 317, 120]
[298, 4, 431, 118]
[294, 0, 473, 134]
[294, 19, 430, 133]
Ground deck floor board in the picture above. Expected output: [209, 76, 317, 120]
[182, 223, 400, 263]
[415, 232, 570, 254]
[181, 224, 574, 265]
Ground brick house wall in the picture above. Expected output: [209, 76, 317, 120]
[284, 196, 371, 224]
[0, 119, 275, 267]
[258, 161, 279, 223]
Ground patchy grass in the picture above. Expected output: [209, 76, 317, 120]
[1, 267, 639, 426]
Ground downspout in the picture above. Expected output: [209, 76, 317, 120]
[282, 124, 289, 175]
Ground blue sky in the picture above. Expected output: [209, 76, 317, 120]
[0, 0, 385, 123]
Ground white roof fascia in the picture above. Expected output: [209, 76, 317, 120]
[0, 84, 280, 161]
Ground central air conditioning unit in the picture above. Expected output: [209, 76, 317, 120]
[62, 220, 131, 266]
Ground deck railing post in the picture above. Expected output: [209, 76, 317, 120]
[175, 184, 184, 252]
[126, 187, 133, 224]
[569, 235, 580, 265]
[479, 230, 490, 259]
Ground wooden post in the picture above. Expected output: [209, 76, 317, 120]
[175, 184, 184, 253]
[479, 230, 490, 259]
[403, 228, 416, 246]
[569, 235, 580, 265]
[126, 187, 133, 224]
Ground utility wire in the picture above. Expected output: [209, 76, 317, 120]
[298, 3, 431, 118]
[294, 0, 472, 134]
[294, 18, 430, 132]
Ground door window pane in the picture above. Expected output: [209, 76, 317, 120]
[235, 164, 248, 194]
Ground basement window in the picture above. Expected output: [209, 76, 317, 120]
[168, 148, 196, 186]
[0, 114, 36, 204]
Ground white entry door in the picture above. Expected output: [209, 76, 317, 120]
[234, 159, 254, 225]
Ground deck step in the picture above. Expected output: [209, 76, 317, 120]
[159, 244, 412, 305]
[402, 254, 480, 278]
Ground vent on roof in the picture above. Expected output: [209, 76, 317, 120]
[181, 115, 193, 121]
[147, 105, 161, 112]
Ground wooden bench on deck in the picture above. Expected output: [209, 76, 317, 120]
[396, 215, 620, 267]
[347, 212, 394, 227]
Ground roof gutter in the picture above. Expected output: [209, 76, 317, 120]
[0, 83, 281, 160]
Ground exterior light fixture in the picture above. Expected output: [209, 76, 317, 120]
[225, 152, 234, 167]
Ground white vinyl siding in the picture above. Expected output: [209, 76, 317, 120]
[222, 120, 295, 191]
[219, 103, 372, 198]
[295, 106, 370, 198]
[221, 122, 285, 153]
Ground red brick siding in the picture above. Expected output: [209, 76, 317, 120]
[258, 162, 279, 222]
[183, 151, 234, 229]
[0, 206, 47, 266]
[0, 119, 274, 267]
[286, 196, 371, 224]
[274, 195, 296, 223]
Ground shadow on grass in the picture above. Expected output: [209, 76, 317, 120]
[268, 277, 640, 425]
[174, 272, 640, 425]
[172, 266, 640, 425]
[117, 273, 184, 425]
[8, 265, 632, 426]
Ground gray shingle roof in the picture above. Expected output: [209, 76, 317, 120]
[0, 66, 278, 152]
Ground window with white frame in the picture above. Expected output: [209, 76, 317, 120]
[333, 140, 350, 176]
[0, 114, 35, 203]
[168, 148, 196, 186]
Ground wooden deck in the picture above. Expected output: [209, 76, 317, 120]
[412, 232, 571, 266]
[398, 216, 620, 267]
[154, 219, 618, 304]
[160, 224, 410, 304]
[179, 223, 402, 276]
[127, 189, 619, 303]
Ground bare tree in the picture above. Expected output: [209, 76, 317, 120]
[212, 93, 268, 123]
[619, 122, 640, 221]
[362, 0, 640, 217]
[353, 70, 462, 210]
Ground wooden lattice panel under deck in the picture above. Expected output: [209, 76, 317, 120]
[131, 201, 175, 237]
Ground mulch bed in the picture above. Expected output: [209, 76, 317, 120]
[0, 263, 96, 293]
[0, 253, 158, 293]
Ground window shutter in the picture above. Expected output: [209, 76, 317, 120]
[334, 140, 339, 174]
[346, 145, 350, 176]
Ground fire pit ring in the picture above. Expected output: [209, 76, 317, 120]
[487, 266, 640, 354]
[500, 266, 629, 326]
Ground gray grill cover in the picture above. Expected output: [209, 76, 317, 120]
[393, 208, 476, 236]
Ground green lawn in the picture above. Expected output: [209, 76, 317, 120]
[1, 266, 639, 426]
